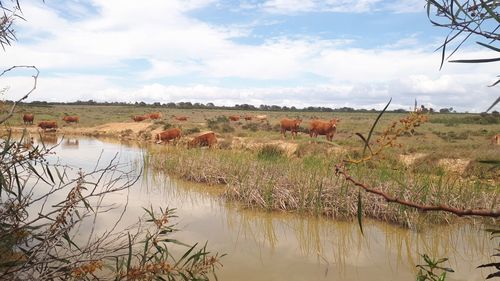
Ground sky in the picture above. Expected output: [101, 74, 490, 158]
[0, 0, 498, 112]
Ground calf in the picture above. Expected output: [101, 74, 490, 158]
[280, 118, 302, 138]
[255, 115, 267, 122]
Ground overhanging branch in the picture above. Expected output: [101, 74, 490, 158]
[0, 65, 39, 125]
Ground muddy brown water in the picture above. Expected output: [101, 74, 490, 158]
[37, 136, 496, 280]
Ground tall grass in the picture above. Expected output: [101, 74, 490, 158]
[145, 144, 497, 228]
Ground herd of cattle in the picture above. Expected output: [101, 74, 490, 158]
[21, 112, 499, 148]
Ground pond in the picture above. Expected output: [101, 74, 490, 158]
[40, 136, 496, 281]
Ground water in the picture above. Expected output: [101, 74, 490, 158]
[39, 136, 496, 281]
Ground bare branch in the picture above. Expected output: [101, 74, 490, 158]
[0, 65, 39, 124]
[335, 164, 500, 218]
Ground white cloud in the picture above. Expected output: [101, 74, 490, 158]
[263, 0, 317, 14]
[0, 0, 497, 113]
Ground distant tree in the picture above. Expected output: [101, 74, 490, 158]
[206, 102, 215, 108]
[439, 108, 450, 113]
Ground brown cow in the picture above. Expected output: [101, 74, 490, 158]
[132, 115, 148, 122]
[38, 121, 58, 131]
[173, 116, 189, 121]
[62, 115, 80, 124]
[188, 132, 217, 148]
[280, 118, 302, 138]
[492, 134, 500, 145]
[309, 118, 339, 141]
[244, 115, 253, 121]
[155, 128, 182, 144]
[229, 115, 240, 121]
[148, 112, 162, 120]
[23, 113, 34, 125]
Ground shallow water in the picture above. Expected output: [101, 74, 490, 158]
[39, 136, 496, 281]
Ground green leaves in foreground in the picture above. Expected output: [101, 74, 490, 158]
[416, 254, 454, 281]
[477, 228, 500, 279]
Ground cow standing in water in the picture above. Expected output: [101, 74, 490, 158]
[23, 113, 34, 125]
[188, 132, 217, 148]
[38, 121, 58, 131]
[280, 118, 302, 139]
[309, 118, 339, 141]
[155, 128, 182, 144]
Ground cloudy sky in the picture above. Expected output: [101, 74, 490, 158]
[0, 0, 498, 112]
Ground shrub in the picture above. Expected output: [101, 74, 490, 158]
[257, 145, 285, 161]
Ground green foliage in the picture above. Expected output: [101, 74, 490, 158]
[257, 145, 285, 161]
[206, 115, 234, 133]
[430, 115, 499, 125]
[477, 228, 500, 279]
[432, 131, 469, 142]
[114, 207, 224, 281]
[242, 122, 259, 132]
[183, 127, 201, 135]
[416, 254, 454, 281]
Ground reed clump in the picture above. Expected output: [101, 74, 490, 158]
[146, 144, 497, 227]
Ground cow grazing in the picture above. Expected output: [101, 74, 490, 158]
[229, 115, 240, 121]
[38, 121, 58, 131]
[280, 118, 302, 138]
[23, 113, 34, 125]
[255, 115, 267, 122]
[244, 115, 253, 121]
[156, 128, 182, 144]
[173, 116, 189, 121]
[309, 118, 339, 141]
[492, 134, 500, 145]
[148, 112, 162, 120]
[132, 115, 148, 122]
[188, 132, 217, 148]
[62, 115, 80, 124]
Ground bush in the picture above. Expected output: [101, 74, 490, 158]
[257, 145, 285, 161]
[183, 127, 201, 135]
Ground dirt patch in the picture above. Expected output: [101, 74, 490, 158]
[399, 153, 427, 167]
[437, 158, 471, 174]
[230, 138, 298, 157]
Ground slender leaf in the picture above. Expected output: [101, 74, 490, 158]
[450, 57, 500, 63]
[357, 190, 364, 235]
[363, 98, 392, 156]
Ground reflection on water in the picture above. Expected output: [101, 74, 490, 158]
[42, 137, 496, 281]
[38, 133, 59, 145]
[62, 138, 79, 148]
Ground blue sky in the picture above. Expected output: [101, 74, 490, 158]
[0, 0, 498, 112]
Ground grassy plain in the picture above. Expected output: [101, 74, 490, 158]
[4, 104, 499, 227]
